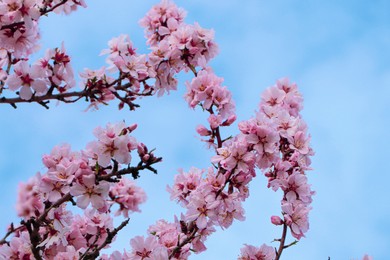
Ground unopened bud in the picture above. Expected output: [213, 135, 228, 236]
[142, 154, 150, 162]
[137, 143, 147, 156]
[196, 125, 211, 136]
[271, 216, 283, 226]
[128, 123, 137, 132]
[222, 114, 237, 126]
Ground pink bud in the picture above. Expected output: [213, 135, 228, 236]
[196, 125, 210, 136]
[137, 143, 147, 156]
[222, 114, 237, 126]
[128, 123, 137, 132]
[142, 154, 150, 162]
[190, 100, 198, 108]
[271, 216, 283, 225]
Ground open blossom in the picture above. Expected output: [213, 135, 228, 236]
[167, 167, 203, 205]
[51, 0, 87, 15]
[16, 172, 44, 219]
[212, 136, 255, 173]
[70, 174, 110, 209]
[87, 122, 138, 167]
[238, 244, 275, 260]
[109, 178, 147, 218]
[0, 22, 40, 58]
[0, 231, 33, 259]
[129, 236, 168, 260]
[282, 201, 310, 240]
[185, 186, 220, 229]
[139, 0, 186, 46]
[6, 60, 48, 99]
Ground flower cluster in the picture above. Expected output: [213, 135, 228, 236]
[0, 1, 88, 106]
[0, 0, 86, 59]
[140, 0, 218, 96]
[5, 44, 75, 100]
[0, 122, 160, 259]
[237, 78, 315, 258]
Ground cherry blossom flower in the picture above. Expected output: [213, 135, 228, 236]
[109, 178, 147, 217]
[70, 174, 110, 209]
[6, 60, 48, 99]
[238, 243, 276, 260]
[129, 236, 168, 260]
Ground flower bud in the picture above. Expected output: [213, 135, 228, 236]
[128, 123, 137, 132]
[196, 125, 211, 136]
[222, 114, 237, 126]
[271, 216, 283, 225]
[142, 154, 150, 162]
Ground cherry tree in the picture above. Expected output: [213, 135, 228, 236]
[0, 0, 365, 259]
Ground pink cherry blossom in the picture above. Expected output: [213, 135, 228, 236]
[87, 122, 138, 167]
[282, 201, 310, 240]
[70, 174, 110, 209]
[0, 231, 33, 259]
[129, 235, 168, 260]
[6, 60, 48, 99]
[109, 177, 147, 218]
[167, 167, 203, 206]
[238, 243, 276, 260]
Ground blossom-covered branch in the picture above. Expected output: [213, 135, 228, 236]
[0, 122, 161, 259]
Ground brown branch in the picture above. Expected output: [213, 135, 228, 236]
[275, 223, 288, 260]
[97, 157, 162, 181]
[0, 79, 152, 109]
[0, 223, 23, 245]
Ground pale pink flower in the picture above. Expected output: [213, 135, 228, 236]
[239, 243, 276, 260]
[16, 172, 44, 219]
[0, 231, 33, 259]
[0, 21, 40, 58]
[246, 125, 280, 155]
[288, 131, 310, 155]
[196, 124, 211, 136]
[283, 172, 313, 205]
[216, 192, 246, 228]
[185, 186, 220, 229]
[6, 60, 48, 99]
[66, 227, 87, 250]
[109, 178, 147, 217]
[261, 85, 286, 106]
[167, 167, 203, 205]
[276, 77, 297, 94]
[55, 246, 80, 260]
[208, 114, 222, 129]
[140, 0, 186, 46]
[148, 219, 180, 250]
[87, 122, 138, 167]
[42, 143, 75, 169]
[70, 174, 109, 209]
[282, 201, 310, 240]
[52, 0, 87, 15]
[129, 235, 168, 260]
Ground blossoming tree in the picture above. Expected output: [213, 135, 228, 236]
[0, 0, 323, 259]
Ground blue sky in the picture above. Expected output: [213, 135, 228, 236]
[0, 0, 389, 259]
